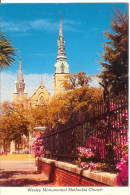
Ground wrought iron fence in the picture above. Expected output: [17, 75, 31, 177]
[42, 92, 128, 164]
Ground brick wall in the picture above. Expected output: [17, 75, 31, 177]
[53, 166, 106, 186]
[36, 158, 117, 187]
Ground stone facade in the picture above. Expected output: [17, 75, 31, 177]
[13, 93, 28, 105]
[54, 73, 69, 95]
[29, 80, 51, 107]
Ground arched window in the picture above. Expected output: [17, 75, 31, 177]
[39, 96, 45, 105]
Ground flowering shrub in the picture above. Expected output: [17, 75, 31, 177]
[78, 161, 97, 171]
[32, 134, 45, 158]
[85, 101, 128, 161]
[77, 146, 97, 171]
[77, 147, 95, 159]
[115, 144, 128, 186]
[76, 101, 128, 174]
[85, 136, 106, 160]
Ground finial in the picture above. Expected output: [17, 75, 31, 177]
[59, 14, 63, 37]
[60, 13, 62, 21]
[40, 75, 44, 87]
[18, 51, 22, 70]
[60, 10, 62, 18]
[19, 51, 21, 61]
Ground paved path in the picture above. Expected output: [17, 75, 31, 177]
[0, 160, 55, 187]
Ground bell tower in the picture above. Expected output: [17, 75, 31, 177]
[13, 57, 28, 104]
[54, 16, 69, 95]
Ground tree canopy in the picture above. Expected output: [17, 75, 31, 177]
[0, 33, 16, 69]
[99, 10, 128, 95]
[47, 72, 102, 127]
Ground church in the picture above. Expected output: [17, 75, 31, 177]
[10, 17, 70, 154]
[13, 16, 69, 106]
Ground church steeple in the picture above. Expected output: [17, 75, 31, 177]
[54, 16, 70, 95]
[55, 16, 69, 74]
[16, 57, 25, 95]
[56, 16, 67, 61]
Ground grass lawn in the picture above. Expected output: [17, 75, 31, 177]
[0, 154, 35, 161]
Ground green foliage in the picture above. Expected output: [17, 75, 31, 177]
[99, 10, 128, 95]
[0, 33, 16, 69]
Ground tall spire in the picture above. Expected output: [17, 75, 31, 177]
[59, 15, 63, 37]
[16, 57, 25, 95]
[56, 16, 67, 61]
[17, 57, 24, 82]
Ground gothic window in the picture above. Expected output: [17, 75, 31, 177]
[39, 96, 45, 105]
[61, 63, 64, 73]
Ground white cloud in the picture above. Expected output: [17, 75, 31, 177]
[0, 72, 54, 103]
[2, 21, 30, 32]
[30, 19, 58, 31]
[89, 75, 101, 88]
[2, 19, 80, 33]
[0, 72, 101, 103]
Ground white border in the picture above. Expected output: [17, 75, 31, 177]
[1, 0, 129, 3]
[0, 1, 129, 195]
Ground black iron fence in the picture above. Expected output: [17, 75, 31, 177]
[42, 92, 128, 164]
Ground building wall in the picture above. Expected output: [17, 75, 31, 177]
[29, 84, 51, 107]
[54, 73, 69, 95]
[13, 93, 28, 105]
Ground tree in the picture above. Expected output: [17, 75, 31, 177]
[46, 72, 102, 128]
[0, 102, 30, 152]
[63, 72, 102, 113]
[28, 105, 48, 128]
[99, 10, 128, 95]
[63, 72, 90, 90]
[0, 33, 16, 69]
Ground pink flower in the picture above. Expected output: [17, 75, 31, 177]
[115, 143, 128, 186]
[80, 162, 89, 169]
[89, 162, 97, 171]
[115, 165, 128, 186]
[32, 134, 44, 157]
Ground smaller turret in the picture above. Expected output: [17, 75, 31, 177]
[13, 57, 28, 104]
[15, 57, 25, 95]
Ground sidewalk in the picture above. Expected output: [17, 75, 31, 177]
[0, 160, 55, 187]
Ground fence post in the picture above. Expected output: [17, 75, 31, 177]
[56, 133, 59, 160]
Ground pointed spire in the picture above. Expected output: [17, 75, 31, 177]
[56, 16, 67, 61]
[17, 57, 24, 82]
[19, 56, 22, 70]
[16, 57, 25, 95]
[59, 15, 63, 37]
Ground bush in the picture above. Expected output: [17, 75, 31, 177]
[32, 134, 45, 158]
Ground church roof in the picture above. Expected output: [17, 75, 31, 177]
[29, 80, 51, 100]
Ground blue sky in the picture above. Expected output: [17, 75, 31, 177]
[1, 3, 128, 74]
[0, 3, 128, 102]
